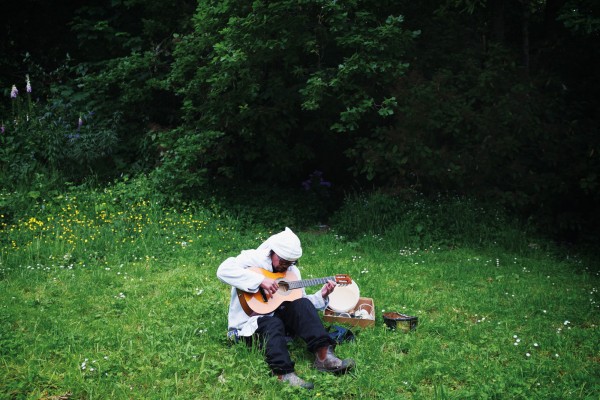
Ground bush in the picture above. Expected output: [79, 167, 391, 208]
[330, 191, 534, 252]
[1, 76, 120, 186]
[159, 0, 417, 193]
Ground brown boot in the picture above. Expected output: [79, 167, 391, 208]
[278, 372, 314, 389]
[314, 346, 355, 374]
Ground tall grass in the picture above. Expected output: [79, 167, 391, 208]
[1, 183, 598, 399]
[330, 191, 537, 253]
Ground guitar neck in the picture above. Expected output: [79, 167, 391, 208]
[287, 277, 336, 290]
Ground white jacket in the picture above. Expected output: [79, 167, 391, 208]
[217, 244, 329, 337]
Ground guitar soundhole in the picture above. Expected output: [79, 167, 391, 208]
[278, 281, 290, 293]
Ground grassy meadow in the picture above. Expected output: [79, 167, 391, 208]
[0, 184, 598, 399]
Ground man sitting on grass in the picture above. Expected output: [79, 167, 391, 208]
[217, 227, 355, 389]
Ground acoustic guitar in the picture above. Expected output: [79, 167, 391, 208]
[237, 267, 352, 315]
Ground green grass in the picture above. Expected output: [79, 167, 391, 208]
[1, 188, 598, 399]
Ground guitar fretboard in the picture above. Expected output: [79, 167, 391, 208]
[288, 277, 336, 290]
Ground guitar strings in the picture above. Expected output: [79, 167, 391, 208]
[288, 277, 336, 290]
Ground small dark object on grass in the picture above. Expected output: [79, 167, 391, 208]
[383, 312, 418, 332]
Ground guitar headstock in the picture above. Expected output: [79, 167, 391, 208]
[334, 274, 352, 285]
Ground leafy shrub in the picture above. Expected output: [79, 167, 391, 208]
[0, 172, 64, 226]
[346, 41, 600, 240]
[150, 128, 223, 201]
[158, 0, 417, 194]
[1, 76, 119, 186]
[330, 191, 533, 251]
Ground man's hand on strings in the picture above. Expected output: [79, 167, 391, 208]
[260, 277, 279, 298]
[321, 280, 336, 298]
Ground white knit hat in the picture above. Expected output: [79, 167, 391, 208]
[268, 227, 303, 261]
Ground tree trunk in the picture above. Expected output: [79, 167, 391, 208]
[490, 0, 506, 42]
[522, 1, 530, 73]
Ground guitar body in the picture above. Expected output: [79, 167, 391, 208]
[237, 268, 302, 315]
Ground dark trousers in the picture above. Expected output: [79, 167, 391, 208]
[249, 297, 334, 375]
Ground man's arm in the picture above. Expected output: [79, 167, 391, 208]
[217, 256, 264, 293]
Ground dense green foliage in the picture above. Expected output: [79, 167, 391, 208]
[1, 86, 120, 185]
[156, 0, 417, 192]
[1, 0, 599, 240]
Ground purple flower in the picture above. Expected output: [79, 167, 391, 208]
[78, 116, 83, 130]
[302, 170, 332, 191]
[10, 85, 18, 98]
[1, 125, 5, 134]
[26, 75, 32, 93]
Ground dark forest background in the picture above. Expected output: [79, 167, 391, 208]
[1, 0, 599, 242]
